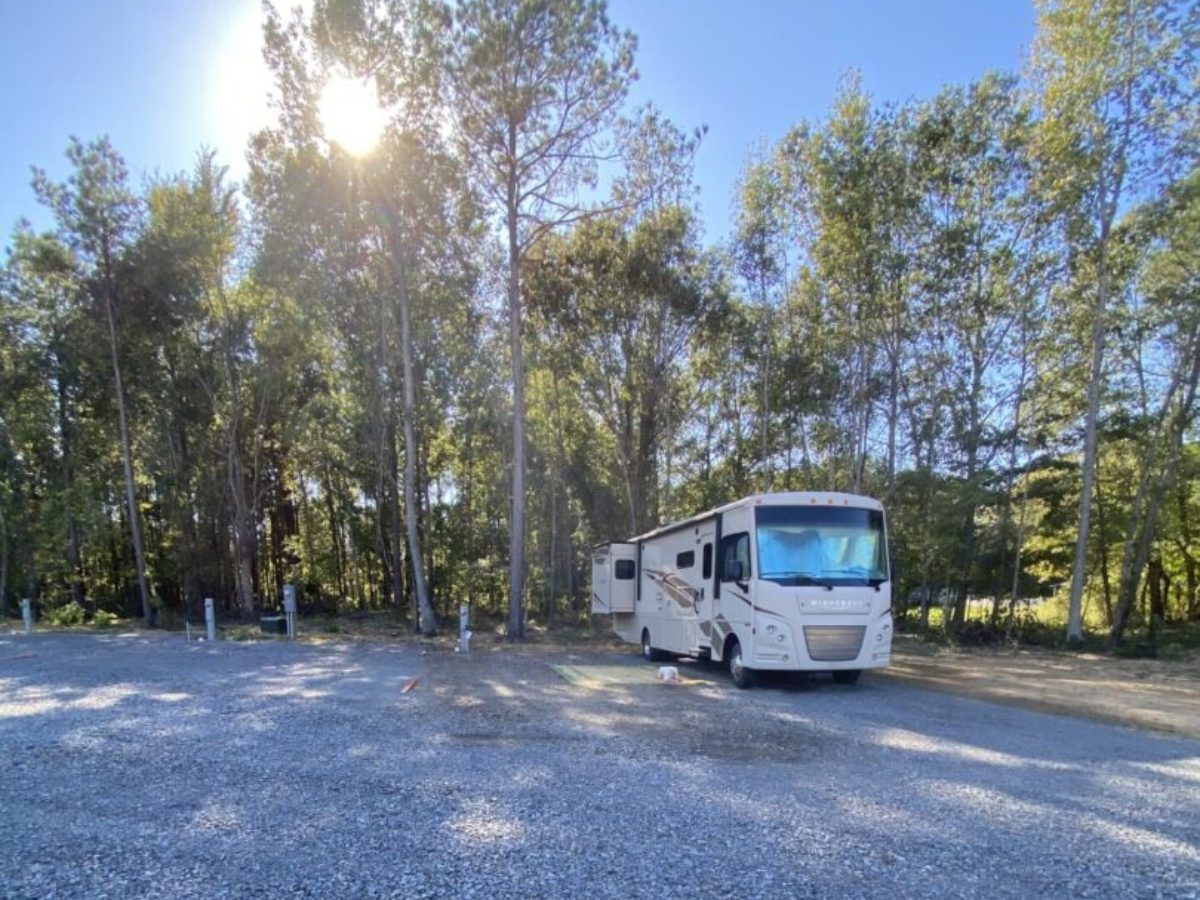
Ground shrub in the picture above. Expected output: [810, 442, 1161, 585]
[1157, 643, 1186, 662]
[954, 620, 1006, 646]
[1113, 641, 1158, 659]
[46, 601, 86, 627]
[93, 610, 118, 629]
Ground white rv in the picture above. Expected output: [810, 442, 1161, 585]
[591, 492, 893, 688]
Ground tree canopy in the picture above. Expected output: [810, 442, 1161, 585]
[1, 0, 1197, 649]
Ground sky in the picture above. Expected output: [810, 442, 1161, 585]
[0, 0, 1036, 246]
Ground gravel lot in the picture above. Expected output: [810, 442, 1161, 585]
[2, 631, 1198, 899]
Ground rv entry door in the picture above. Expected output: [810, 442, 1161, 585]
[695, 526, 716, 648]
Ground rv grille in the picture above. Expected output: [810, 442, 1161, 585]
[803, 626, 866, 662]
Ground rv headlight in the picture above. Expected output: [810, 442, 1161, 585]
[765, 624, 777, 635]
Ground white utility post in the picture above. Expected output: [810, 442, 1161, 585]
[21, 598, 32, 636]
[283, 584, 297, 640]
[458, 603, 471, 653]
[204, 597, 216, 642]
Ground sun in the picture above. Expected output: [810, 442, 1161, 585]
[319, 74, 389, 156]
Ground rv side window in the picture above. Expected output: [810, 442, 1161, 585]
[720, 533, 751, 582]
[614, 559, 636, 580]
[702, 544, 712, 579]
[676, 551, 694, 569]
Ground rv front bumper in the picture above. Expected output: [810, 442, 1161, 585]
[751, 612, 892, 670]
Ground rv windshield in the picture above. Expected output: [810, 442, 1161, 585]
[755, 505, 888, 587]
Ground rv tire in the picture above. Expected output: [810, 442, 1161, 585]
[641, 629, 666, 662]
[727, 638, 756, 689]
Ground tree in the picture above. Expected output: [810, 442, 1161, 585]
[1032, 0, 1198, 642]
[733, 152, 789, 493]
[33, 138, 155, 625]
[913, 74, 1036, 631]
[1110, 168, 1200, 641]
[188, 156, 259, 619]
[312, 0, 447, 634]
[527, 205, 724, 535]
[447, 0, 635, 638]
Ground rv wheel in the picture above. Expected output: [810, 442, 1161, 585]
[641, 629, 665, 662]
[833, 669, 862, 685]
[728, 639, 756, 689]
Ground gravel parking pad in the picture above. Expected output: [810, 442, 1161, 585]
[2, 632, 1198, 899]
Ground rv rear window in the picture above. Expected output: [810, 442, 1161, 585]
[615, 559, 635, 580]
[676, 551, 695, 569]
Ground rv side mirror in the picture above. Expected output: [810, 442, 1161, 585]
[726, 559, 744, 583]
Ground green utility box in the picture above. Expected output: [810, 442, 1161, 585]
[260, 615, 287, 635]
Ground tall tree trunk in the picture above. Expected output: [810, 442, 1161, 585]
[55, 367, 86, 609]
[324, 471, 346, 602]
[1005, 462, 1032, 641]
[549, 367, 569, 623]
[1067, 202, 1112, 643]
[547, 474, 557, 625]
[760, 279, 772, 492]
[374, 250, 405, 615]
[886, 345, 899, 497]
[227, 429, 256, 619]
[506, 165, 526, 640]
[994, 368, 1028, 626]
[1148, 558, 1166, 623]
[234, 518, 255, 619]
[1178, 481, 1198, 620]
[390, 242, 436, 636]
[103, 289, 153, 626]
[0, 503, 8, 617]
[1094, 460, 1115, 628]
[66, 517, 85, 609]
[637, 385, 659, 527]
[109, 504, 124, 608]
[952, 363, 984, 634]
[180, 500, 201, 623]
[172, 414, 202, 624]
[386, 421, 406, 615]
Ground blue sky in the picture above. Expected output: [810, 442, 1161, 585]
[0, 0, 1035, 245]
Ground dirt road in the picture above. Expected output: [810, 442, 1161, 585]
[885, 637, 1200, 740]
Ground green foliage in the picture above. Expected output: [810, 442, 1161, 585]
[46, 602, 86, 627]
[1158, 643, 1186, 662]
[93, 610, 118, 629]
[0, 1, 1196, 658]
